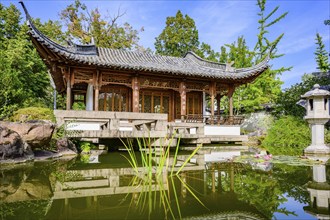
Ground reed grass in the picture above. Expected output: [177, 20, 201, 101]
[121, 134, 204, 220]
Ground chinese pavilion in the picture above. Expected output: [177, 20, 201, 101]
[20, 2, 270, 144]
[20, 2, 269, 121]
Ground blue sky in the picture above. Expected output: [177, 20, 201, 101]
[4, 0, 330, 89]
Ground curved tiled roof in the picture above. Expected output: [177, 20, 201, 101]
[20, 1, 270, 81]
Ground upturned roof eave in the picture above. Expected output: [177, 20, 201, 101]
[20, 1, 270, 82]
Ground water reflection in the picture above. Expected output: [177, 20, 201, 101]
[0, 151, 328, 220]
[304, 164, 330, 219]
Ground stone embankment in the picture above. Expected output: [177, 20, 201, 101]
[0, 121, 77, 163]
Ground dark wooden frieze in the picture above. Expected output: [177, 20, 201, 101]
[185, 81, 209, 92]
[139, 77, 179, 90]
[102, 74, 132, 87]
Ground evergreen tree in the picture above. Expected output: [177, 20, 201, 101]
[155, 10, 199, 57]
[314, 33, 330, 73]
[195, 42, 219, 62]
[219, 46, 227, 63]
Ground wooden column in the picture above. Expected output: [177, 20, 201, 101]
[65, 68, 71, 110]
[94, 70, 101, 111]
[230, 163, 234, 192]
[179, 82, 186, 121]
[228, 85, 235, 124]
[132, 76, 140, 112]
[209, 82, 216, 116]
[216, 94, 221, 115]
[171, 90, 175, 121]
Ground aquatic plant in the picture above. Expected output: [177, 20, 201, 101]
[121, 135, 205, 219]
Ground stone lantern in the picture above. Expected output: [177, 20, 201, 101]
[301, 84, 330, 154]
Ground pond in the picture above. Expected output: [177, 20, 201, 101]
[1, 149, 329, 220]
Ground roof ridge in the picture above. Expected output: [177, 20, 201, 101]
[184, 51, 226, 65]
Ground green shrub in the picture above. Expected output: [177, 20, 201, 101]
[261, 116, 310, 156]
[10, 107, 55, 122]
[72, 102, 86, 110]
[326, 129, 330, 144]
[78, 141, 96, 153]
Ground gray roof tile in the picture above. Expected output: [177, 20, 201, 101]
[21, 1, 270, 81]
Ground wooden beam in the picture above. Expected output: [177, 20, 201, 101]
[132, 76, 140, 112]
[179, 82, 186, 121]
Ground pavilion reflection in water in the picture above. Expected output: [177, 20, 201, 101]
[2, 151, 325, 220]
[46, 151, 268, 220]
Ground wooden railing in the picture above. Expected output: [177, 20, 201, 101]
[182, 114, 245, 125]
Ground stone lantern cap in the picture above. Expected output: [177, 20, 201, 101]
[301, 84, 330, 99]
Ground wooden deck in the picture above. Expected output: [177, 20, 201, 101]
[54, 110, 247, 146]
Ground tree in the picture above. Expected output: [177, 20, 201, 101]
[314, 33, 330, 73]
[155, 10, 199, 57]
[233, 0, 290, 112]
[225, 36, 254, 69]
[195, 42, 219, 62]
[0, 4, 63, 118]
[274, 74, 330, 118]
[60, 0, 142, 50]
[220, 36, 255, 113]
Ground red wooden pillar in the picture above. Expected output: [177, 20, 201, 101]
[94, 70, 101, 111]
[179, 82, 186, 121]
[216, 94, 221, 116]
[209, 82, 216, 117]
[132, 76, 140, 112]
[65, 68, 72, 110]
[228, 85, 235, 124]
[209, 82, 216, 124]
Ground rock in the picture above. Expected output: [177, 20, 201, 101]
[2, 181, 52, 202]
[56, 138, 78, 154]
[34, 150, 61, 160]
[241, 111, 274, 134]
[0, 126, 25, 159]
[0, 121, 55, 149]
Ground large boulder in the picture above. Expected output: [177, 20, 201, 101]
[0, 126, 30, 160]
[0, 121, 55, 149]
[56, 138, 78, 155]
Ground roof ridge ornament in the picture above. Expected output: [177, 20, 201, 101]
[225, 61, 235, 72]
[19, 1, 31, 20]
